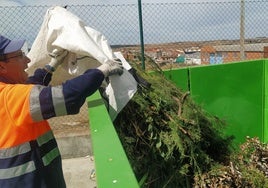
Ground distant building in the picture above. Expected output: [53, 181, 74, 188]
[175, 54, 185, 63]
[184, 50, 201, 65]
[201, 43, 268, 64]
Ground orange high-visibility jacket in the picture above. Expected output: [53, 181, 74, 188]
[0, 82, 65, 187]
[0, 68, 104, 187]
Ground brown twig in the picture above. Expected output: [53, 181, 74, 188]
[173, 91, 190, 117]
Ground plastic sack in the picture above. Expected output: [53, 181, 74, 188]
[27, 6, 137, 120]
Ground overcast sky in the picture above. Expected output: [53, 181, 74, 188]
[2, 0, 239, 6]
[1, 0, 266, 47]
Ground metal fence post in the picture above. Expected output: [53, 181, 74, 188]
[240, 0, 245, 60]
[138, 0, 145, 70]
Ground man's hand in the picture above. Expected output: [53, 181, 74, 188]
[46, 49, 68, 72]
[97, 59, 124, 77]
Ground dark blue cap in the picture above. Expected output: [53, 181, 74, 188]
[0, 35, 25, 55]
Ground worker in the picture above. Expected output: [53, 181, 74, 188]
[0, 35, 123, 188]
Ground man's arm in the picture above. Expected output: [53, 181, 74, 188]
[28, 55, 123, 121]
[26, 68, 52, 86]
[29, 69, 104, 121]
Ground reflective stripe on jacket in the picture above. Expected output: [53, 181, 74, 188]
[0, 131, 59, 178]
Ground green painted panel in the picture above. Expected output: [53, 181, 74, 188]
[263, 59, 268, 142]
[162, 68, 189, 92]
[162, 60, 268, 145]
[87, 92, 139, 188]
[189, 60, 264, 145]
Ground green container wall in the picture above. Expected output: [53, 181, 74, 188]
[163, 59, 268, 145]
[87, 59, 268, 187]
[162, 68, 189, 92]
[87, 92, 139, 188]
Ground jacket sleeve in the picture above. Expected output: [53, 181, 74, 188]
[29, 69, 104, 121]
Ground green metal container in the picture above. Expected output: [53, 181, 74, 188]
[87, 59, 268, 187]
[163, 59, 268, 145]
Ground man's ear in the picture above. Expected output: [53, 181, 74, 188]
[0, 62, 7, 73]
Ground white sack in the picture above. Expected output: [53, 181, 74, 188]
[27, 6, 137, 121]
